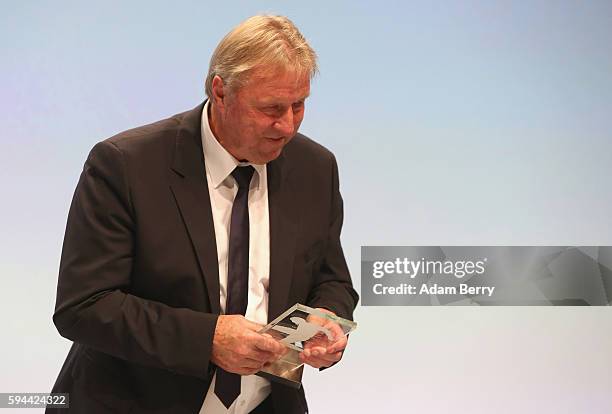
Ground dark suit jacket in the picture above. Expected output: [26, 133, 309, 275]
[48, 103, 358, 413]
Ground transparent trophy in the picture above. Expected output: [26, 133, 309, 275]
[256, 304, 357, 388]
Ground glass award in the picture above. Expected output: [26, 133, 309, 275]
[256, 303, 357, 388]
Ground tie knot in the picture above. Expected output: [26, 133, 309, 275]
[231, 165, 255, 189]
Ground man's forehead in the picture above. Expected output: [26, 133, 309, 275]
[248, 64, 308, 80]
[242, 66, 310, 97]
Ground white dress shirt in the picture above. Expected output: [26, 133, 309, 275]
[199, 101, 272, 414]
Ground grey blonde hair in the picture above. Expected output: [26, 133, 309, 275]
[205, 15, 318, 98]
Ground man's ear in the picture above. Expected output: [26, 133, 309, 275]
[211, 75, 226, 110]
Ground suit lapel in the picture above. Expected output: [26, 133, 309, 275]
[169, 103, 220, 314]
[267, 154, 298, 322]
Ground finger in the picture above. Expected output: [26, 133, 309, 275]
[302, 359, 326, 369]
[302, 351, 342, 367]
[242, 318, 265, 332]
[241, 357, 265, 370]
[299, 352, 321, 368]
[304, 348, 341, 363]
[326, 337, 348, 354]
[246, 348, 278, 363]
[299, 353, 331, 369]
[254, 335, 285, 354]
[317, 321, 343, 342]
[240, 329, 279, 352]
[303, 344, 327, 356]
[317, 351, 342, 363]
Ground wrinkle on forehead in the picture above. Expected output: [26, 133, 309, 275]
[246, 65, 310, 90]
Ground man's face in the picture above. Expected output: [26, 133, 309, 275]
[210, 67, 311, 164]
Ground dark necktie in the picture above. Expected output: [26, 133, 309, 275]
[215, 165, 255, 409]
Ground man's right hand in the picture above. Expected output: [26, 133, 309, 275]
[211, 315, 286, 375]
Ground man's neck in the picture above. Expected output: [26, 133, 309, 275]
[208, 102, 239, 160]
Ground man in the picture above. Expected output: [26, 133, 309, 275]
[49, 15, 358, 414]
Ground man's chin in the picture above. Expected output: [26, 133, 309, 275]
[259, 149, 283, 164]
[254, 137, 292, 163]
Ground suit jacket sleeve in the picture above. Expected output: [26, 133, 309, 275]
[53, 140, 217, 380]
[306, 153, 359, 321]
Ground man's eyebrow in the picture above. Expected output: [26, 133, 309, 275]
[258, 93, 310, 105]
[290, 94, 310, 104]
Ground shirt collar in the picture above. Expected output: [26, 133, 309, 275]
[201, 100, 265, 189]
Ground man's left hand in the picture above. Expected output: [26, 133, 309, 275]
[299, 308, 347, 369]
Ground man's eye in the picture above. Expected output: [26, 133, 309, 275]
[263, 105, 282, 114]
[292, 102, 304, 111]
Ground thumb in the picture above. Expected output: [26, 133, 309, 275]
[241, 318, 265, 332]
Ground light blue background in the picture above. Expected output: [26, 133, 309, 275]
[2, 1, 612, 412]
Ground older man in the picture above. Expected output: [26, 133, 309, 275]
[49, 15, 358, 414]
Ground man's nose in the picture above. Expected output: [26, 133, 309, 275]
[273, 107, 294, 136]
